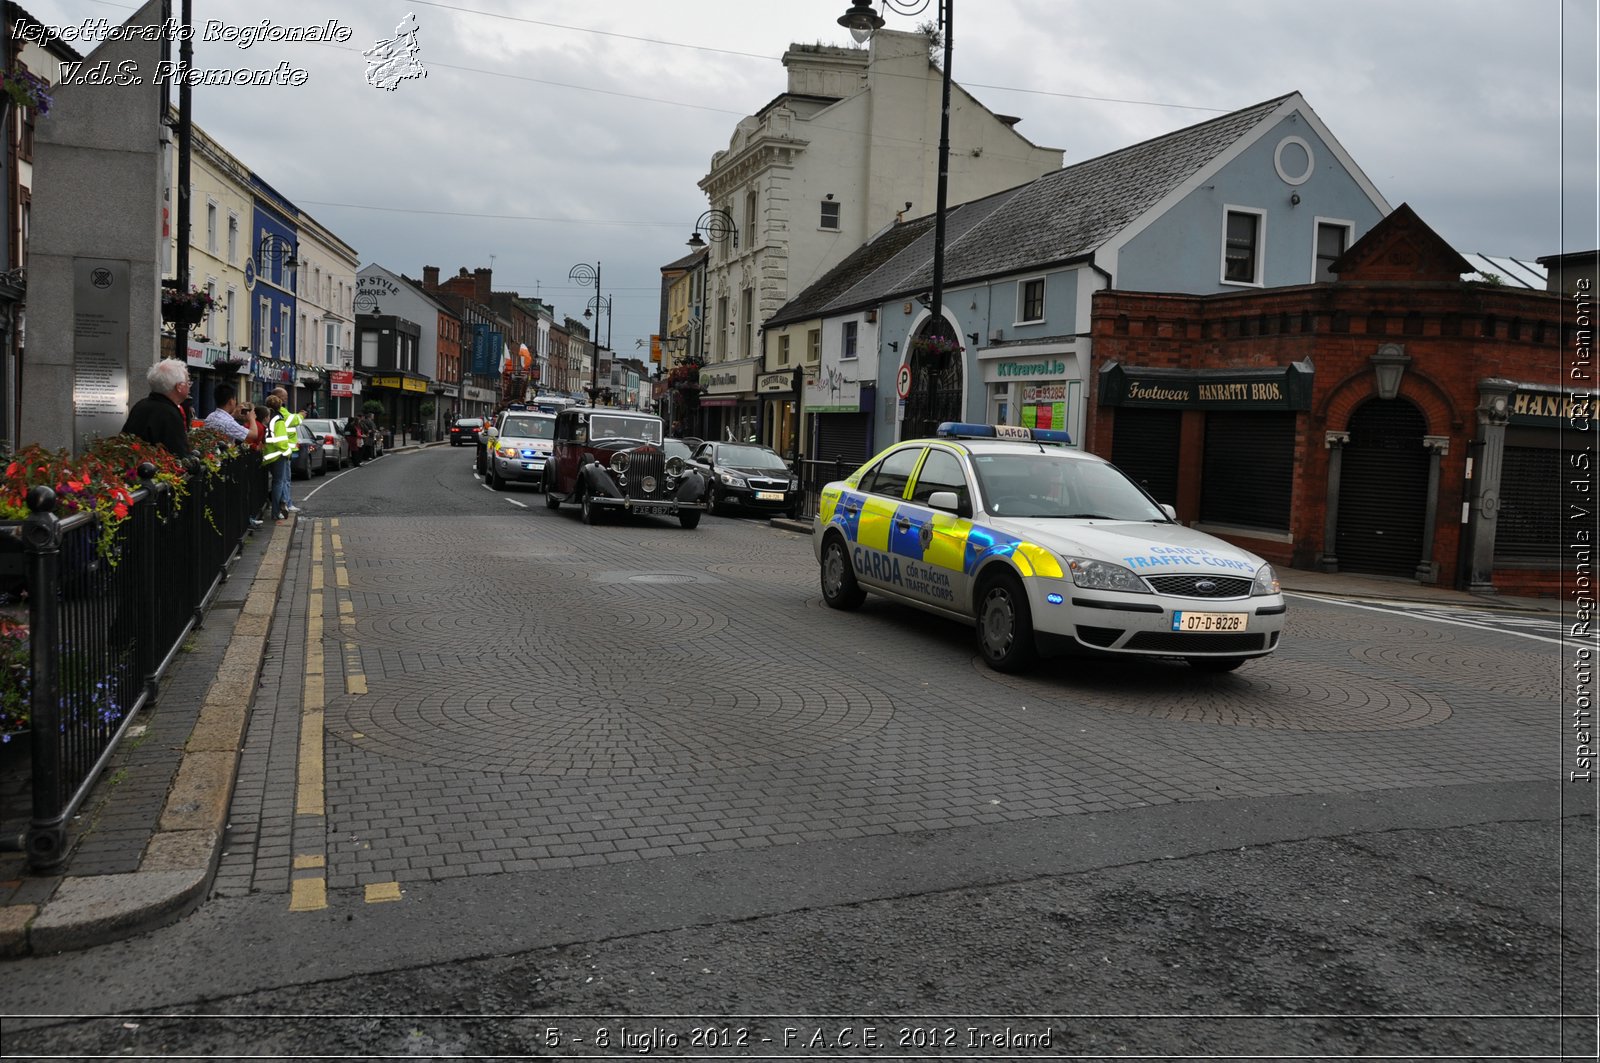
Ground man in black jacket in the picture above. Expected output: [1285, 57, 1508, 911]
[121, 358, 192, 458]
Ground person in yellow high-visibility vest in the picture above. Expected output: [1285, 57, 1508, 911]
[262, 394, 298, 522]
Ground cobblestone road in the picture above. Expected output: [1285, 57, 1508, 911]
[216, 450, 1551, 902]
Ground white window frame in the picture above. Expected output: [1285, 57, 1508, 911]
[225, 286, 237, 350]
[280, 305, 291, 360]
[1220, 205, 1266, 287]
[819, 200, 840, 231]
[205, 200, 218, 254]
[841, 320, 858, 360]
[204, 277, 218, 337]
[1015, 276, 1046, 325]
[1311, 216, 1354, 283]
[778, 333, 791, 366]
[226, 213, 238, 265]
[257, 297, 270, 356]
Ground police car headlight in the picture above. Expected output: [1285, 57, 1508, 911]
[719, 471, 746, 487]
[1066, 557, 1151, 594]
[1252, 563, 1281, 595]
[497, 445, 518, 458]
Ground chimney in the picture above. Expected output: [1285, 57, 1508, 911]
[473, 267, 492, 303]
[422, 265, 439, 289]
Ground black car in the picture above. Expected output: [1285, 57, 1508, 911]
[449, 417, 484, 447]
[695, 441, 801, 518]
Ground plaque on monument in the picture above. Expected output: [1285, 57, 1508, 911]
[72, 259, 131, 448]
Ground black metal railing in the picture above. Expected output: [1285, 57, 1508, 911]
[0, 450, 266, 869]
[792, 456, 860, 522]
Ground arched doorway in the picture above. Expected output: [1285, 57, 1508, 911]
[1334, 398, 1430, 577]
[900, 318, 963, 440]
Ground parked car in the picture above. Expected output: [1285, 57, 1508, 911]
[485, 410, 556, 491]
[813, 422, 1285, 673]
[695, 440, 802, 518]
[302, 418, 350, 469]
[289, 423, 327, 480]
[544, 407, 709, 528]
[449, 417, 484, 447]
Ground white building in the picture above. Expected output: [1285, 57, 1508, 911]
[694, 30, 1062, 440]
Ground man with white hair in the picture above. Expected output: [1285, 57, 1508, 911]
[121, 357, 192, 458]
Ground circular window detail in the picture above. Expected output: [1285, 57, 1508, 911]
[1274, 135, 1315, 186]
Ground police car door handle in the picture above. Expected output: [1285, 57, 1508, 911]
[894, 517, 911, 532]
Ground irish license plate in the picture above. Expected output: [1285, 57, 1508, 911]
[755, 491, 785, 501]
[1172, 611, 1248, 632]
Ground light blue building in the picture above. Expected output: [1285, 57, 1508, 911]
[765, 91, 1391, 462]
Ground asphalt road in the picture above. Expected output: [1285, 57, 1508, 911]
[0, 444, 1592, 1060]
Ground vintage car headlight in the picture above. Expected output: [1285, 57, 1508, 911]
[664, 456, 686, 477]
[610, 452, 631, 474]
[1065, 557, 1152, 594]
[719, 471, 746, 487]
[1252, 563, 1281, 595]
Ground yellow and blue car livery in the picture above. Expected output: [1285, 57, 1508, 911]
[812, 422, 1286, 669]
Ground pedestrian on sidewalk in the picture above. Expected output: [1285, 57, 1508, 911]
[202, 382, 250, 442]
[121, 359, 192, 459]
[262, 395, 296, 523]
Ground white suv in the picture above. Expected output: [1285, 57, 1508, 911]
[484, 410, 556, 491]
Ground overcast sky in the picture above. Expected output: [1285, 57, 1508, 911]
[25, 0, 1599, 360]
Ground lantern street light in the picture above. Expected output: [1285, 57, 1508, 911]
[835, 0, 952, 338]
[687, 208, 739, 251]
[568, 261, 605, 405]
[584, 294, 613, 404]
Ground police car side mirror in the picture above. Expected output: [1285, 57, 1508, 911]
[928, 490, 970, 518]
[1160, 503, 1177, 521]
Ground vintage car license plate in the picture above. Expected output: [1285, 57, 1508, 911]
[629, 501, 674, 514]
[755, 491, 785, 501]
[1172, 611, 1248, 632]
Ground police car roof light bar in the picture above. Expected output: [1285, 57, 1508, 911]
[935, 422, 1073, 446]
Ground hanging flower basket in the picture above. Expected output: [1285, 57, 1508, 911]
[1, 67, 51, 115]
[161, 285, 213, 326]
[909, 334, 963, 358]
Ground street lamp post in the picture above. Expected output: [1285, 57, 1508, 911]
[836, 0, 952, 338]
[584, 293, 612, 405]
[568, 261, 604, 405]
[687, 209, 738, 367]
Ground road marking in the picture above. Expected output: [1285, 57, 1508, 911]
[507, 498, 528, 508]
[1285, 592, 1564, 645]
[365, 882, 403, 904]
[293, 854, 325, 870]
[289, 877, 327, 912]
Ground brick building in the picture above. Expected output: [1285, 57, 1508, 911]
[1090, 204, 1577, 597]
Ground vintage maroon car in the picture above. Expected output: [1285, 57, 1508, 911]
[544, 408, 709, 528]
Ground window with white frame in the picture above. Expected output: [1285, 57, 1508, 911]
[227, 214, 238, 264]
[807, 328, 820, 363]
[819, 199, 840, 230]
[1018, 277, 1045, 323]
[744, 189, 759, 245]
[205, 202, 217, 253]
[225, 287, 237, 350]
[740, 289, 753, 358]
[325, 322, 339, 365]
[258, 298, 270, 355]
[205, 279, 217, 336]
[778, 333, 791, 365]
[841, 320, 858, 359]
[1222, 208, 1264, 285]
[1315, 220, 1351, 282]
[280, 306, 291, 359]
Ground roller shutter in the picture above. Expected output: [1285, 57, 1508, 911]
[1495, 446, 1567, 562]
[1199, 411, 1295, 532]
[814, 413, 873, 468]
[1335, 399, 1429, 577]
[1111, 409, 1182, 506]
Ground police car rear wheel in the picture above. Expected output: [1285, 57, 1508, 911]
[1188, 656, 1246, 673]
[820, 535, 865, 610]
[977, 573, 1036, 672]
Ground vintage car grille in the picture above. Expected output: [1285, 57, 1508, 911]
[625, 449, 665, 500]
[1144, 574, 1254, 598]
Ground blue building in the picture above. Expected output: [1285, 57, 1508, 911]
[247, 175, 299, 404]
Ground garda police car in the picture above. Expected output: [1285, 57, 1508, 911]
[813, 423, 1286, 673]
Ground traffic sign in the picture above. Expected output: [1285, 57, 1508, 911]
[896, 363, 912, 399]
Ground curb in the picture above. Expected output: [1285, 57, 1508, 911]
[9, 517, 294, 955]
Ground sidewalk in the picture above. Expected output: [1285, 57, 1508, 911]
[0, 494, 1558, 956]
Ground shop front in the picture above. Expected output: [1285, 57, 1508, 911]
[757, 367, 805, 460]
[460, 384, 495, 421]
[251, 354, 296, 407]
[366, 371, 432, 441]
[698, 358, 758, 442]
[328, 369, 357, 421]
[1098, 361, 1314, 561]
[977, 344, 1086, 440]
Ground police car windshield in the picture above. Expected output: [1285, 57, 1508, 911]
[500, 416, 553, 439]
[971, 453, 1166, 520]
[590, 415, 662, 445]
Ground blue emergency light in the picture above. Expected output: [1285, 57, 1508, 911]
[935, 422, 1073, 446]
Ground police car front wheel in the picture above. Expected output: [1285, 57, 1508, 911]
[977, 573, 1036, 672]
[820, 535, 865, 610]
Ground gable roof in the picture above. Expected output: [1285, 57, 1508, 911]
[772, 92, 1329, 321]
[1329, 202, 1472, 282]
